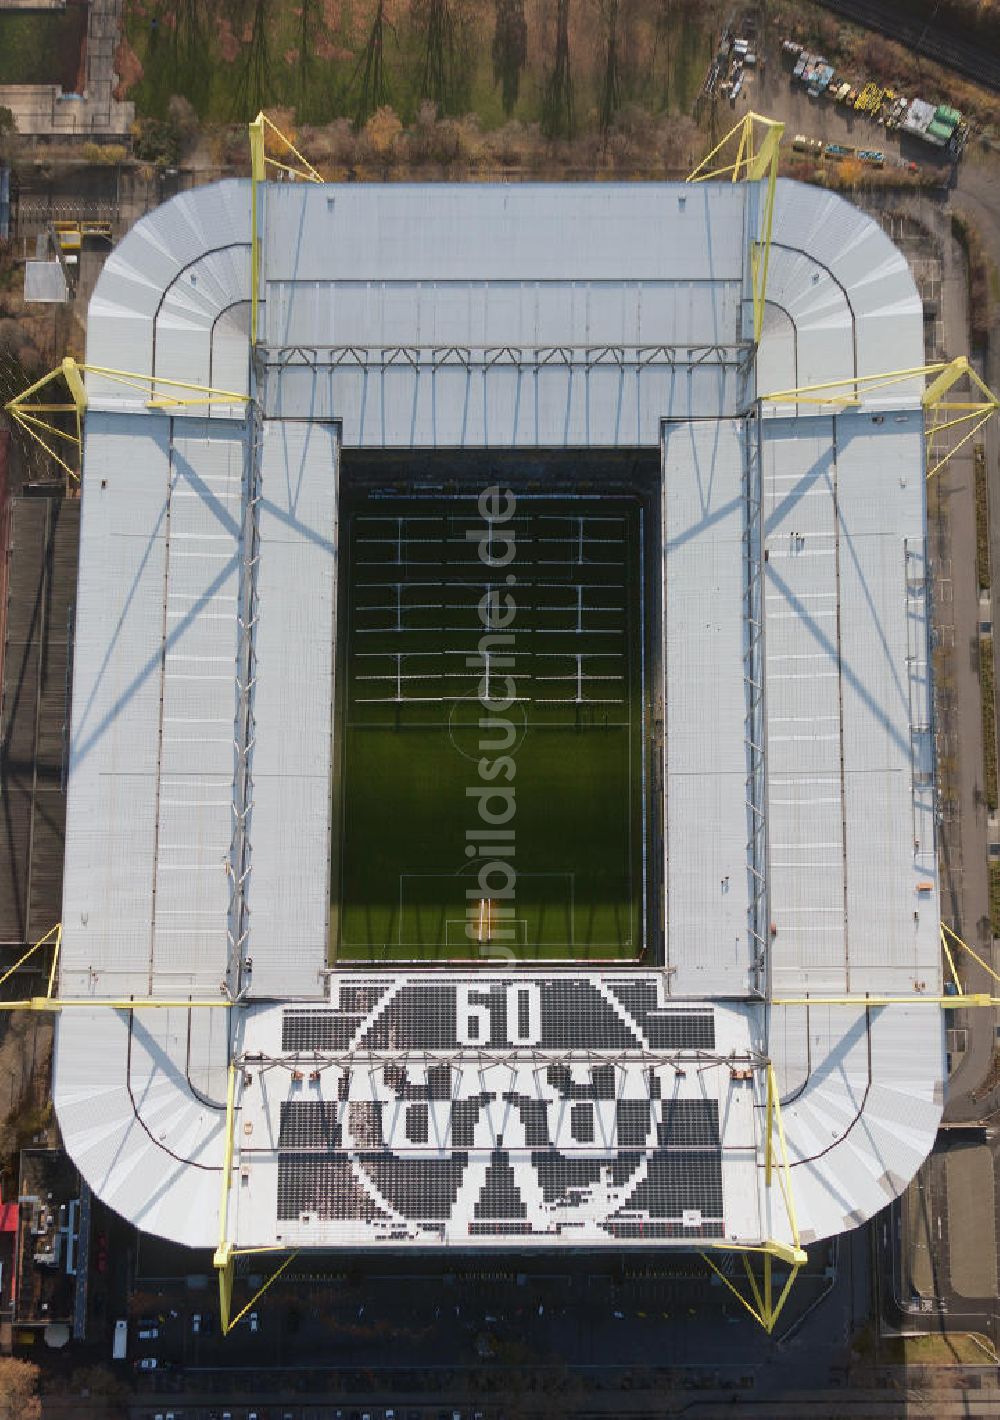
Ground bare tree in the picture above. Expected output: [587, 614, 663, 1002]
[541, 0, 573, 138]
[351, 0, 392, 125]
[297, 0, 319, 114]
[230, 0, 271, 117]
[653, 0, 673, 110]
[492, 0, 528, 115]
[599, 0, 621, 136]
[172, 0, 204, 84]
[418, 0, 455, 111]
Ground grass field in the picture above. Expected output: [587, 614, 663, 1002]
[122, 0, 723, 130]
[332, 487, 647, 964]
[0, 5, 87, 90]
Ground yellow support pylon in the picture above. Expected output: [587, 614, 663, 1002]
[760, 356, 999, 481]
[923, 356, 1000, 480]
[214, 1062, 238, 1333]
[701, 1062, 806, 1332]
[210, 1048, 300, 1334]
[0, 927, 230, 1012]
[221, 1249, 300, 1334]
[3, 358, 252, 485]
[687, 111, 785, 344]
[0, 923, 62, 996]
[0, 997, 232, 1011]
[772, 993, 992, 1007]
[940, 924, 963, 995]
[941, 922, 1000, 990]
[248, 110, 323, 344]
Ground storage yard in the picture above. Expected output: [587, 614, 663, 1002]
[778, 36, 967, 156]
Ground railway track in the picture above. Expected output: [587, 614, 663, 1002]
[814, 0, 1000, 92]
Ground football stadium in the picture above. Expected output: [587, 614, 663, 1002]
[17, 115, 986, 1330]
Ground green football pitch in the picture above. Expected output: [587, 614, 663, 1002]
[331, 487, 647, 963]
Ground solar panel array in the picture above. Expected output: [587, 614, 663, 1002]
[273, 975, 727, 1242]
[284, 979, 716, 1053]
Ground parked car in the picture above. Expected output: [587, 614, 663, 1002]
[249, 1309, 259, 1333]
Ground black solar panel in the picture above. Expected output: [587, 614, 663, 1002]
[282, 1011, 362, 1052]
[347, 1101, 384, 1148]
[617, 1151, 724, 1219]
[608, 980, 659, 1020]
[532, 1151, 604, 1204]
[379, 1063, 453, 1100]
[645, 1012, 716, 1050]
[362, 986, 458, 1049]
[658, 1098, 720, 1148]
[359, 1154, 468, 1219]
[278, 1101, 342, 1152]
[467, 1222, 535, 1235]
[604, 1220, 726, 1240]
[537, 982, 641, 1047]
[545, 1064, 617, 1100]
[450, 1099, 482, 1147]
[475, 1151, 527, 1219]
[276, 1156, 385, 1221]
[609, 1151, 643, 1186]
[274, 977, 726, 1239]
[607, 984, 716, 1049]
[570, 1102, 595, 1142]
[338, 985, 388, 1013]
[510, 1095, 550, 1146]
[616, 1099, 652, 1147]
[284, 982, 713, 1053]
[405, 1103, 429, 1143]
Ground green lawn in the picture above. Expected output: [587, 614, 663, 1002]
[332, 489, 646, 963]
[123, 0, 726, 131]
[0, 7, 87, 89]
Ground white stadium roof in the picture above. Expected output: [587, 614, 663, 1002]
[53, 178, 943, 1261]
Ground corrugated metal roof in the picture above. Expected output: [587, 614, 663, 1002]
[663, 417, 753, 995]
